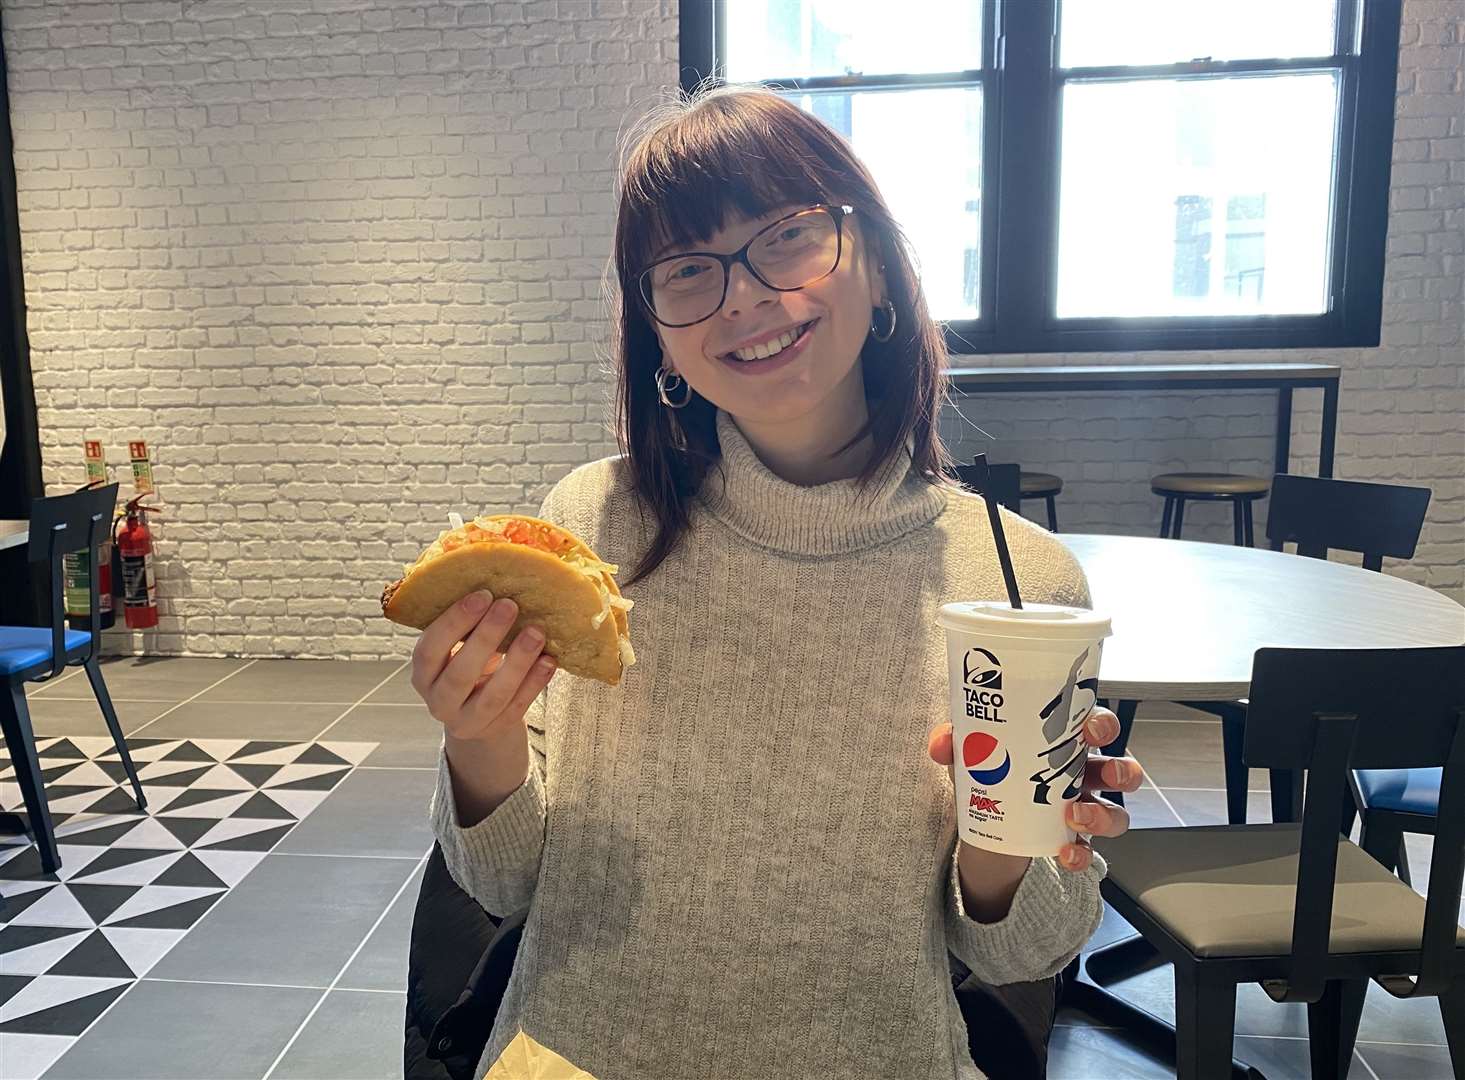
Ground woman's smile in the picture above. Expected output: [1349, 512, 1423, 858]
[715, 318, 819, 375]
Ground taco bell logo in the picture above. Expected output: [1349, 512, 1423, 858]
[961, 647, 1005, 721]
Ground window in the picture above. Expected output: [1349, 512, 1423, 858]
[680, 0, 1401, 354]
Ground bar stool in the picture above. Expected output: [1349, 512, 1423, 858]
[1151, 472, 1268, 546]
[1018, 472, 1063, 532]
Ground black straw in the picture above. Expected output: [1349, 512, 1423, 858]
[971, 454, 1023, 610]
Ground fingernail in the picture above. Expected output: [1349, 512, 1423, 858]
[463, 591, 489, 615]
[1072, 805, 1093, 827]
[522, 627, 544, 647]
[536, 657, 556, 674]
[491, 598, 517, 619]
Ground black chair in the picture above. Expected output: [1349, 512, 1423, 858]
[1188, 475, 1433, 826]
[405, 843, 1060, 1080]
[1152, 472, 1269, 546]
[1096, 645, 1465, 1080]
[955, 460, 1021, 513]
[0, 483, 146, 872]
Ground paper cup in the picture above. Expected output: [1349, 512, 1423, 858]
[936, 601, 1112, 858]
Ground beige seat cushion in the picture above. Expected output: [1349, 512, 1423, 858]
[1150, 472, 1269, 496]
[1019, 471, 1063, 496]
[1095, 824, 1465, 958]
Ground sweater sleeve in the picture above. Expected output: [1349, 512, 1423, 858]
[944, 843, 1106, 985]
[427, 482, 566, 918]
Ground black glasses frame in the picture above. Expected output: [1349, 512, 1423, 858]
[636, 203, 855, 328]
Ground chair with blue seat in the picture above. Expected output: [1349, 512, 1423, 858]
[0, 482, 146, 873]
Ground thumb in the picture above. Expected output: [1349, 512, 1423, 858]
[929, 723, 958, 790]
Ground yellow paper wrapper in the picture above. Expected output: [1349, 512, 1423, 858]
[483, 1028, 600, 1080]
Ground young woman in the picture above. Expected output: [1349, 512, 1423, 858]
[412, 85, 1141, 1080]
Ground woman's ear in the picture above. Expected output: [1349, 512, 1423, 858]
[862, 229, 889, 306]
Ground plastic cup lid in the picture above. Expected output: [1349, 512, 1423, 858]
[936, 600, 1112, 641]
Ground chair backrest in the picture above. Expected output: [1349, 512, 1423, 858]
[24, 482, 118, 680]
[954, 461, 1021, 512]
[1266, 474, 1431, 572]
[1244, 645, 1465, 1002]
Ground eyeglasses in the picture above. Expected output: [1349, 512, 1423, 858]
[636, 204, 854, 329]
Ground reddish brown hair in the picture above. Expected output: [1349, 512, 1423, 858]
[611, 84, 956, 584]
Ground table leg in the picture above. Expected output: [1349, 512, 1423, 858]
[1273, 385, 1293, 479]
[1320, 380, 1339, 479]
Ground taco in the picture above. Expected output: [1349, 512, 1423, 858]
[381, 513, 635, 686]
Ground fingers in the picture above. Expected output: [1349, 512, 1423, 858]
[1057, 839, 1093, 872]
[1067, 793, 1131, 839]
[435, 598, 520, 710]
[462, 620, 546, 724]
[927, 722, 953, 765]
[1082, 706, 1121, 749]
[1082, 754, 1145, 794]
[411, 590, 495, 696]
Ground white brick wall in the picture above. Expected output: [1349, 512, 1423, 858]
[2, 0, 1459, 661]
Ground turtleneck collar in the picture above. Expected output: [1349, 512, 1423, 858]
[696, 409, 948, 557]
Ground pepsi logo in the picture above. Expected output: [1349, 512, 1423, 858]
[962, 731, 1011, 786]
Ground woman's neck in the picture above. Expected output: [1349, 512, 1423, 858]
[729, 367, 875, 487]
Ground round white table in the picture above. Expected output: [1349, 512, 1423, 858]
[1062, 533, 1465, 701]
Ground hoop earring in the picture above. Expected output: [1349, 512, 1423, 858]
[870, 298, 897, 343]
[655, 365, 692, 409]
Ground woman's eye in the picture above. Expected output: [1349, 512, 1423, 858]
[776, 226, 805, 242]
[672, 264, 704, 280]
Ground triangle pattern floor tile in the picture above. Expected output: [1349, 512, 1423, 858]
[0, 1031, 73, 1079]
[0, 975, 130, 1026]
[99, 927, 186, 978]
[294, 743, 350, 767]
[107, 818, 187, 852]
[154, 817, 218, 848]
[65, 884, 143, 926]
[106, 892, 222, 931]
[228, 740, 301, 764]
[190, 739, 250, 762]
[156, 790, 253, 819]
[190, 763, 257, 792]
[199, 823, 294, 852]
[160, 741, 216, 763]
[152, 852, 229, 890]
[69, 850, 186, 888]
[226, 762, 286, 788]
[5, 889, 96, 930]
[99, 886, 225, 928]
[190, 850, 266, 889]
[319, 741, 375, 766]
[48, 929, 137, 979]
[0, 928, 90, 976]
[98, 739, 180, 763]
[0, 978, 130, 1035]
[260, 789, 329, 820]
[232, 792, 297, 821]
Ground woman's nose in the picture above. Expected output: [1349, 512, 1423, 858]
[721, 260, 776, 319]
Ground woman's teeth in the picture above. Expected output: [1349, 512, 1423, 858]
[730, 321, 811, 363]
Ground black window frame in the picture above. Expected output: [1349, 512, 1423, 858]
[680, 0, 1401, 355]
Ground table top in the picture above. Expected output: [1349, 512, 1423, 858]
[1062, 533, 1465, 700]
[947, 362, 1341, 390]
[0, 520, 27, 552]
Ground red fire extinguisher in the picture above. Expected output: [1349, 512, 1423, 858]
[114, 495, 163, 630]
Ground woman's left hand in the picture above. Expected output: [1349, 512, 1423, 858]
[927, 705, 1144, 874]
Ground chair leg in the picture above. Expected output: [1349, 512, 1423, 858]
[1242, 499, 1256, 547]
[1101, 700, 1139, 808]
[1308, 979, 1367, 1080]
[1396, 838, 1412, 887]
[1160, 497, 1174, 538]
[1270, 768, 1304, 824]
[1220, 706, 1248, 825]
[84, 657, 146, 811]
[1232, 499, 1245, 546]
[1357, 812, 1403, 874]
[1174, 966, 1237, 1080]
[1046, 495, 1058, 533]
[1440, 981, 1464, 1078]
[1173, 498, 1187, 539]
[0, 682, 61, 874]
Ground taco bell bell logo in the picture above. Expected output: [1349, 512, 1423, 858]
[961, 647, 1005, 721]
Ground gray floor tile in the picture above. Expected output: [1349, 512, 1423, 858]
[1118, 787, 1184, 830]
[319, 704, 443, 767]
[274, 769, 435, 858]
[43, 978, 319, 1079]
[271, 990, 405, 1080]
[129, 700, 347, 741]
[1232, 1035, 1372, 1078]
[1125, 717, 1267, 790]
[78, 656, 253, 701]
[1046, 1021, 1173, 1078]
[194, 659, 405, 705]
[1161, 786, 1274, 827]
[147, 853, 417, 987]
[20, 694, 176, 737]
[1356, 1040, 1457, 1079]
[338, 862, 425, 992]
[360, 666, 422, 706]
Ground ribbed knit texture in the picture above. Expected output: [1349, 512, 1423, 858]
[431, 409, 1106, 1080]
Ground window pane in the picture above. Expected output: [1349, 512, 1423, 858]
[782, 86, 983, 320]
[728, 0, 982, 81]
[1060, 0, 1337, 68]
[1055, 73, 1338, 319]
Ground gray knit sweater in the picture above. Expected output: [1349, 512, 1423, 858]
[431, 409, 1106, 1080]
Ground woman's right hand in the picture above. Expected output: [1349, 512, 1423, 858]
[411, 589, 557, 745]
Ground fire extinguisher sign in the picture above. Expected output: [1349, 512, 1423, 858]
[84, 440, 106, 486]
[128, 441, 155, 498]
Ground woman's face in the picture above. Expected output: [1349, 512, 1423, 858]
[646, 203, 885, 429]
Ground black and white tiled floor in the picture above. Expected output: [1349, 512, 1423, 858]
[0, 735, 377, 1078]
[0, 657, 1457, 1078]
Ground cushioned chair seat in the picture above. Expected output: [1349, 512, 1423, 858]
[0, 627, 91, 676]
[1019, 471, 1063, 496]
[1354, 767, 1441, 817]
[1150, 472, 1270, 496]
[1097, 823, 1465, 958]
